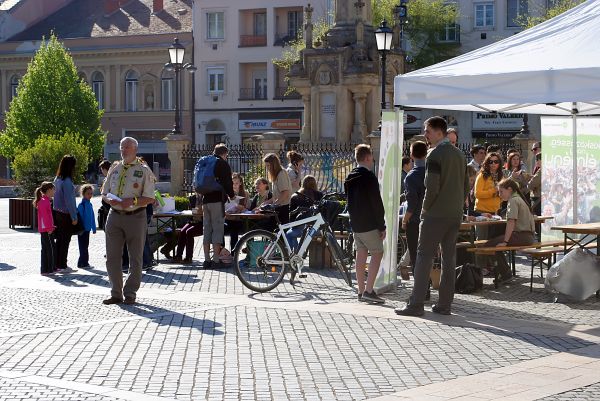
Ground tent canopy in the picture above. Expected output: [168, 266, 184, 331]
[393, 0, 600, 115]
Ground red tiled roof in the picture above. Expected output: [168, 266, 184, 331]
[9, 0, 192, 41]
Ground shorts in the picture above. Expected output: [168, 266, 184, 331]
[354, 229, 384, 254]
[203, 202, 225, 245]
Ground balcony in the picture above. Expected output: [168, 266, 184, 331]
[239, 88, 268, 101]
[274, 87, 301, 99]
[240, 35, 267, 47]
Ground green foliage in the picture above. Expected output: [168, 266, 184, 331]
[518, 0, 583, 28]
[272, 18, 332, 91]
[12, 132, 90, 197]
[402, 0, 460, 69]
[0, 34, 104, 160]
[243, 163, 267, 197]
[174, 196, 190, 211]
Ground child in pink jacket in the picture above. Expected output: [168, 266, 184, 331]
[34, 182, 56, 275]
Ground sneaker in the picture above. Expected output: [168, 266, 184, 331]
[142, 264, 153, 271]
[361, 290, 385, 304]
[431, 304, 451, 315]
[160, 249, 172, 259]
[78, 264, 92, 269]
[394, 305, 424, 317]
[59, 267, 78, 273]
[102, 297, 123, 305]
[203, 260, 212, 269]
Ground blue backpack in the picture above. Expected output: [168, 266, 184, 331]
[193, 155, 223, 195]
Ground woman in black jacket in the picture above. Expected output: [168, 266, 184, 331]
[286, 176, 323, 253]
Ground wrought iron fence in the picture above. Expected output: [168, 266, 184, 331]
[280, 142, 359, 194]
[181, 143, 264, 194]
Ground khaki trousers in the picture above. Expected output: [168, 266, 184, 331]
[105, 209, 147, 300]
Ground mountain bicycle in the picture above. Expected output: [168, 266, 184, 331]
[233, 195, 353, 293]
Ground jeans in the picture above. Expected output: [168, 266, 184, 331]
[405, 221, 420, 275]
[77, 231, 90, 267]
[41, 232, 56, 273]
[176, 223, 203, 259]
[285, 226, 305, 253]
[54, 211, 73, 269]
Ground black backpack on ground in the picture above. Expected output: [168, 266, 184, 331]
[455, 263, 483, 294]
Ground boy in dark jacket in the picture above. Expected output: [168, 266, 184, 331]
[344, 144, 386, 304]
[402, 141, 427, 276]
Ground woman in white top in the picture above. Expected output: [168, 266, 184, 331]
[285, 150, 304, 193]
[263, 153, 292, 224]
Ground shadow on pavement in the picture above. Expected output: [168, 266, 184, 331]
[118, 302, 224, 335]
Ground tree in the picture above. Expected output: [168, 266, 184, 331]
[12, 132, 90, 197]
[0, 34, 104, 161]
[518, 0, 583, 28]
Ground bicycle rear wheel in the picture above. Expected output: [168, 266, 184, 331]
[324, 231, 353, 287]
[233, 229, 289, 293]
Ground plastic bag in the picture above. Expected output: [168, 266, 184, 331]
[545, 249, 600, 301]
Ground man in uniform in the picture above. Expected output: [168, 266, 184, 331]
[101, 137, 156, 305]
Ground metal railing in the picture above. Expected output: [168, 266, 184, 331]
[239, 88, 268, 101]
[239, 35, 267, 47]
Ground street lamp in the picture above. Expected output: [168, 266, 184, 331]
[375, 20, 393, 111]
[165, 37, 196, 135]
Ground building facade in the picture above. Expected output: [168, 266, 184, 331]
[192, 0, 332, 146]
[0, 0, 193, 180]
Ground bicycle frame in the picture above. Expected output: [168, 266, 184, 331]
[261, 213, 326, 266]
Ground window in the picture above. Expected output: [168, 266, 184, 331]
[161, 70, 175, 110]
[207, 12, 224, 39]
[326, 0, 334, 26]
[125, 70, 139, 111]
[254, 12, 266, 36]
[439, 23, 460, 42]
[474, 3, 494, 28]
[208, 68, 224, 93]
[92, 72, 104, 110]
[9, 75, 19, 102]
[507, 0, 528, 27]
[288, 11, 301, 39]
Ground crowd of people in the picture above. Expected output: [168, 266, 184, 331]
[32, 119, 544, 310]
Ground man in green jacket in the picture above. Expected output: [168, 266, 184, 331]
[396, 116, 470, 316]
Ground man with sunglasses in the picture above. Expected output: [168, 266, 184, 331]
[396, 117, 470, 317]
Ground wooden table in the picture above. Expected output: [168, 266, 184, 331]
[551, 223, 600, 254]
[460, 216, 554, 243]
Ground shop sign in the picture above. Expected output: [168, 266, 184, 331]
[472, 112, 524, 130]
[238, 119, 301, 131]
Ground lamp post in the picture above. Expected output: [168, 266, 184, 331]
[165, 37, 196, 135]
[375, 20, 393, 111]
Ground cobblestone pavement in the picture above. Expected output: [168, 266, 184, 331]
[539, 382, 600, 400]
[0, 198, 599, 400]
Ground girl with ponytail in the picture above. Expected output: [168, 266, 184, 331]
[34, 182, 57, 275]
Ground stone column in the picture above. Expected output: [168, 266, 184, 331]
[256, 131, 286, 158]
[164, 134, 190, 195]
[367, 130, 381, 167]
[351, 91, 368, 142]
[300, 93, 312, 142]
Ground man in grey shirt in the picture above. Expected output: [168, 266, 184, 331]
[396, 116, 470, 316]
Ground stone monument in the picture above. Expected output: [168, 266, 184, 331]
[288, 0, 405, 142]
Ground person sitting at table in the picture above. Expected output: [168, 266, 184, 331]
[286, 176, 323, 253]
[484, 178, 535, 282]
[248, 178, 273, 231]
[173, 194, 203, 264]
[474, 152, 504, 274]
[226, 173, 250, 249]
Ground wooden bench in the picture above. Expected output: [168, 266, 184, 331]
[520, 247, 557, 292]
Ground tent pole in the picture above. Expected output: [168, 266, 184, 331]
[572, 102, 578, 224]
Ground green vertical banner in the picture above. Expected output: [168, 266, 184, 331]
[541, 116, 600, 239]
[375, 110, 403, 293]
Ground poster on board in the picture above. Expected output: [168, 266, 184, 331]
[540, 117, 600, 239]
[374, 110, 403, 293]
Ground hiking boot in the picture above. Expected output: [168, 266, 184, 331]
[361, 290, 385, 304]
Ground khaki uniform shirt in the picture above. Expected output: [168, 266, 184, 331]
[271, 170, 291, 206]
[506, 193, 535, 233]
[101, 158, 156, 211]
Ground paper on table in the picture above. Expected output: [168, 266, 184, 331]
[106, 193, 123, 202]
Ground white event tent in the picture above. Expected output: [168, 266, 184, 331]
[393, 0, 600, 222]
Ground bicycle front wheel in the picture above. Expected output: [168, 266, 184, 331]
[233, 229, 289, 293]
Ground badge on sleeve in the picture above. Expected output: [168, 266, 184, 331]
[134, 170, 143, 178]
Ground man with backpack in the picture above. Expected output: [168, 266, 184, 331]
[194, 143, 234, 268]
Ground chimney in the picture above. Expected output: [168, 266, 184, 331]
[104, 0, 120, 16]
[153, 0, 164, 14]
